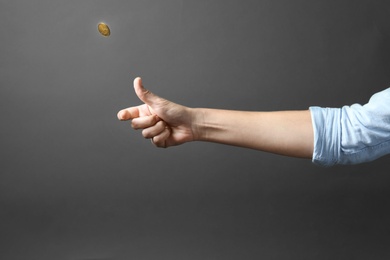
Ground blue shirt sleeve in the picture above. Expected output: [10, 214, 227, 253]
[309, 88, 390, 166]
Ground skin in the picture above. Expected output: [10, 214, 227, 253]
[117, 77, 314, 159]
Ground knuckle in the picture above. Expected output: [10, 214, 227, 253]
[152, 136, 165, 148]
[153, 115, 160, 124]
[131, 121, 138, 129]
[157, 120, 165, 129]
[142, 129, 151, 138]
[150, 115, 158, 125]
[153, 135, 161, 143]
[143, 89, 151, 96]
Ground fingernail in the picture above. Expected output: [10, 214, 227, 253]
[117, 111, 124, 120]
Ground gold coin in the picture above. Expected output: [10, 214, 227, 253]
[98, 22, 110, 37]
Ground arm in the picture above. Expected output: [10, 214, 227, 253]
[194, 108, 313, 158]
[117, 78, 314, 159]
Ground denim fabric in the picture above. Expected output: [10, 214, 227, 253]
[309, 88, 390, 166]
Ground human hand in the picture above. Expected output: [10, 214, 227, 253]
[117, 77, 198, 148]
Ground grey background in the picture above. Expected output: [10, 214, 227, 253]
[1, 0, 390, 259]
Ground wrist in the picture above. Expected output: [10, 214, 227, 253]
[188, 108, 207, 142]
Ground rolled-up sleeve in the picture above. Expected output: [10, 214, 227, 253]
[309, 88, 390, 166]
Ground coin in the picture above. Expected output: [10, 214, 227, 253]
[98, 22, 110, 37]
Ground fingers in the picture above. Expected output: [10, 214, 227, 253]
[151, 127, 170, 148]
[117, 106, 140, 121]
[118, 77, 173, 148]
[141, 120, 166, 139]
[131, 114, 159, 130]
[128, 109, 171, 148]
[117, 77, 159, 121]
[132, 115, 171, 148]
[140, 120, 171, 148]
[118, 77, 172, 122]
[133, 77, 164, 106]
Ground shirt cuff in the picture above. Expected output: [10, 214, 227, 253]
[309, 106, 341, 167]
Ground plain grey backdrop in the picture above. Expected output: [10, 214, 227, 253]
[1, 0, 390, 259]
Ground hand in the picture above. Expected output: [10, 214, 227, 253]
[117, 77, 198, 148]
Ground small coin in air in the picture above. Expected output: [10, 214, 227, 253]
[98, 23, 110, 37]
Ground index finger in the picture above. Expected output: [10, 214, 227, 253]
[117, 106, 140, 121]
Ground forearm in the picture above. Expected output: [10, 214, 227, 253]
[192, 108, 314, 158]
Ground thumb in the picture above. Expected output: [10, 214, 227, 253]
[133, 77, 161, 106]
